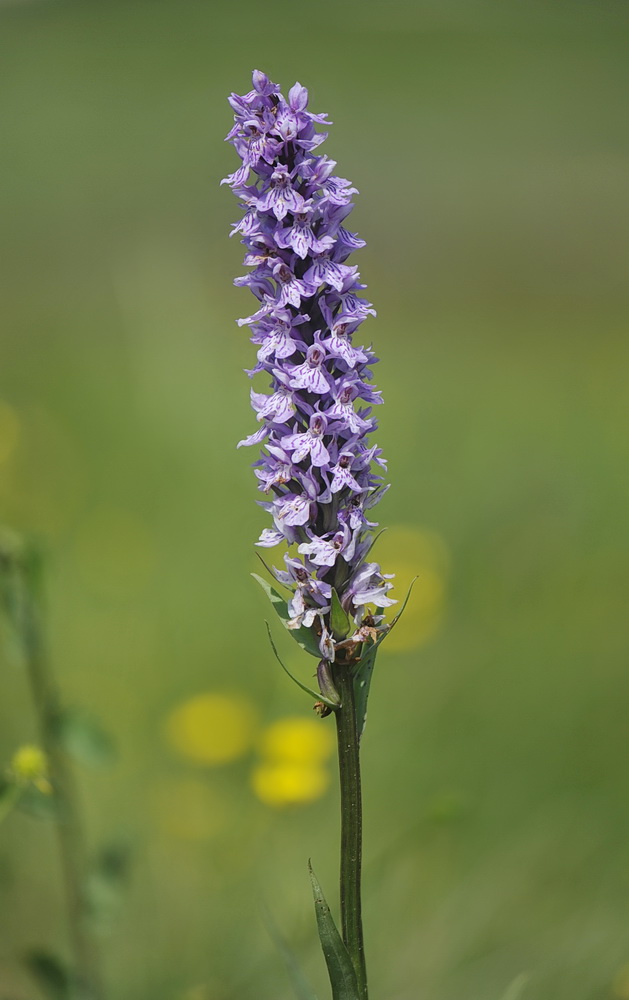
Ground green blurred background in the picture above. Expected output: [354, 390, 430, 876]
[1, 1, 628, 998]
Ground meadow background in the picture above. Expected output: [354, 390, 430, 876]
[1, 1, 628, 998]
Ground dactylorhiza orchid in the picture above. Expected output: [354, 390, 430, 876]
[224, 70, 412, 1000]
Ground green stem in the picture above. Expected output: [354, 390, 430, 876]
[23, 579, 105, 1000]
[334, 663, 368, 999]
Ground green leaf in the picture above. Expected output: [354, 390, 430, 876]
[498, 973, 529, 1000]
[265, 624, 338, 711]
[308, 863, 360, 1000]
[86, 842, 131, 932]
[24, 950, 71, 1000]
[352, 641, 378, 741]
[55, 708, 114, 767]
[330, 588, 351, 641]
[263, 904, 318, 1000]
[252, 573, 321, 658]
[350, 577, 419, 739]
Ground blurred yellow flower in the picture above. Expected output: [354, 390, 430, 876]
[150, 777, 226, 840]
[375, 525, 449, 652]
[164, 692, 257, 765]
[10, 744, 51, 794]
[251, 716, 334, 807]
[251, 761, 329, 807]
[0, 401, 20, 465]
[258, 715, 335, 765]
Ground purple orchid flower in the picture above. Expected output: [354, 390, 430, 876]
[281, 412, 330, 467]
[225, 70, 395, 672]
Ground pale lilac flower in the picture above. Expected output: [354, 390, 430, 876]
[285, 343, 332, 394]
[281, 413, 330, 467]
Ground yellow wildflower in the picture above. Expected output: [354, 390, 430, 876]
[258, 716, 334, 765]
[251, 761, 329, 807]
[10, 744, 52, 794]
[164, 692, 257, 765]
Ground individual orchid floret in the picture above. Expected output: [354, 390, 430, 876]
[344, 562, 397, 617]
[250, 386, 296, 424]
[285, 342, 332, 394]
[330, 452, 363, 494]
[298, 524, 355, 567]
[256, 527, 285, 548]
[275, 205, 336, 259]
[281, 412, 330, 467]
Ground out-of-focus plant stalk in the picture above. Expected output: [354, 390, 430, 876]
[334, 661, 367, 998]
[20, 553, 105, 1000]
